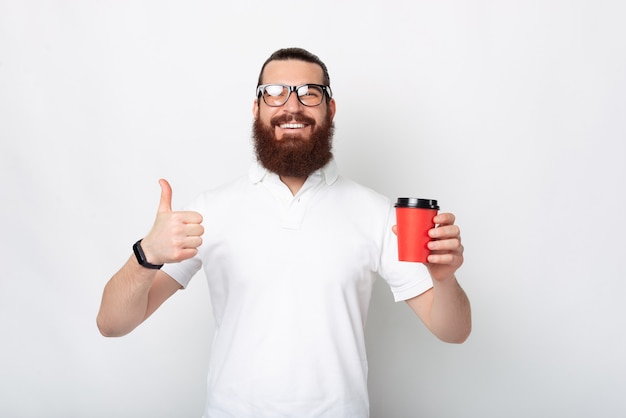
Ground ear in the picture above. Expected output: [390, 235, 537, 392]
[252, 99, 260, 119]
[328, 98, 336, 121]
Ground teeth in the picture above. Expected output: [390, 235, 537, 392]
[280, 123, 305, 129]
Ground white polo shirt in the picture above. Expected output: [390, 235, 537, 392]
[162, 160, 432, 418]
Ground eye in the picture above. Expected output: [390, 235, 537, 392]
[297, 85, 322, 98]
[264, 85, 285, 97]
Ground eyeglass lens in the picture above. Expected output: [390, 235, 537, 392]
[262, 84, 325, 107]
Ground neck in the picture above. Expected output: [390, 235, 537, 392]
[280, 175, 307, 196]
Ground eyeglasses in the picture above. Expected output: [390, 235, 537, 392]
[256, 84, 332, 107]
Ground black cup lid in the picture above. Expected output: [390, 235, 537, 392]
[394, 197, 439, 209]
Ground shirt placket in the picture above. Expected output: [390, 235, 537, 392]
[263, 175, 323, 230]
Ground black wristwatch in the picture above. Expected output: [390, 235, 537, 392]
[132, 239, 164, 269]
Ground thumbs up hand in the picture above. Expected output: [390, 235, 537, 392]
[140, 179, 204, 265]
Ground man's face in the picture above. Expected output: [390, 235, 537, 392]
[252, 59, 336, 178]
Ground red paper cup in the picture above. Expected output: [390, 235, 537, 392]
[395, 198, 439, 263]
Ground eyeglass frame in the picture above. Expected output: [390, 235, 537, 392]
[256, 83, 333, 107]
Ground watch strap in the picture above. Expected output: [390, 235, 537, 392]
[132, 239, 164, 269]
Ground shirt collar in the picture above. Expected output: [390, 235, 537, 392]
[248, 158, 339, 186]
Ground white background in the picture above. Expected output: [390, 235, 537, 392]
[1, 1, 625, 417]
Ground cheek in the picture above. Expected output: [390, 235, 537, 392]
[315, 110, 332, 126]
[258, 107, 277, 124]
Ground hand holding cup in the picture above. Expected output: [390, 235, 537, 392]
[394, 198, 464, 281]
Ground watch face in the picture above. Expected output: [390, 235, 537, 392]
[133, 241, 145, 262]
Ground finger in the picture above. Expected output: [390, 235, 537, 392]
[391, 225, 398, 236]
[157, 179, 173, 214]
[183, 236, 203, 249]
[428, 238, 463, 253]
[170, 211, 203, 225]
[183, 223, 205, 237]
[434, 213, 456, 226]
[426, 252, 462, 265]
[171, 248, 199, 262]
[429, 224, 461, 239]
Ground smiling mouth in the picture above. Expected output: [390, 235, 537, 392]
[279, 123, 306, 129]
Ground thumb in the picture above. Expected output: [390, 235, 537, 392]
[157, 178, 173, 213]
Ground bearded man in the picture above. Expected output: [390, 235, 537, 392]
[97, 47, 471, 418]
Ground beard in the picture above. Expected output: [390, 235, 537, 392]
[253, 111, 334, 178]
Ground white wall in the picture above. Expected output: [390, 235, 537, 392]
[1, 1, 625, 417]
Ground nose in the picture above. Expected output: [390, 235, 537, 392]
[282, 90, 304, 112]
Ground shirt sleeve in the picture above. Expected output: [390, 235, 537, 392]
[161, 255, 202, 289]
[378, 205, 433, 301]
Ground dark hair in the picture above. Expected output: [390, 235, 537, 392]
[256, 47, 331, 87]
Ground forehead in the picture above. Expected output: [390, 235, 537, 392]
[261, 59, 325, 85]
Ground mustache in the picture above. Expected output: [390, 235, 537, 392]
[270, 112, 316, 127]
